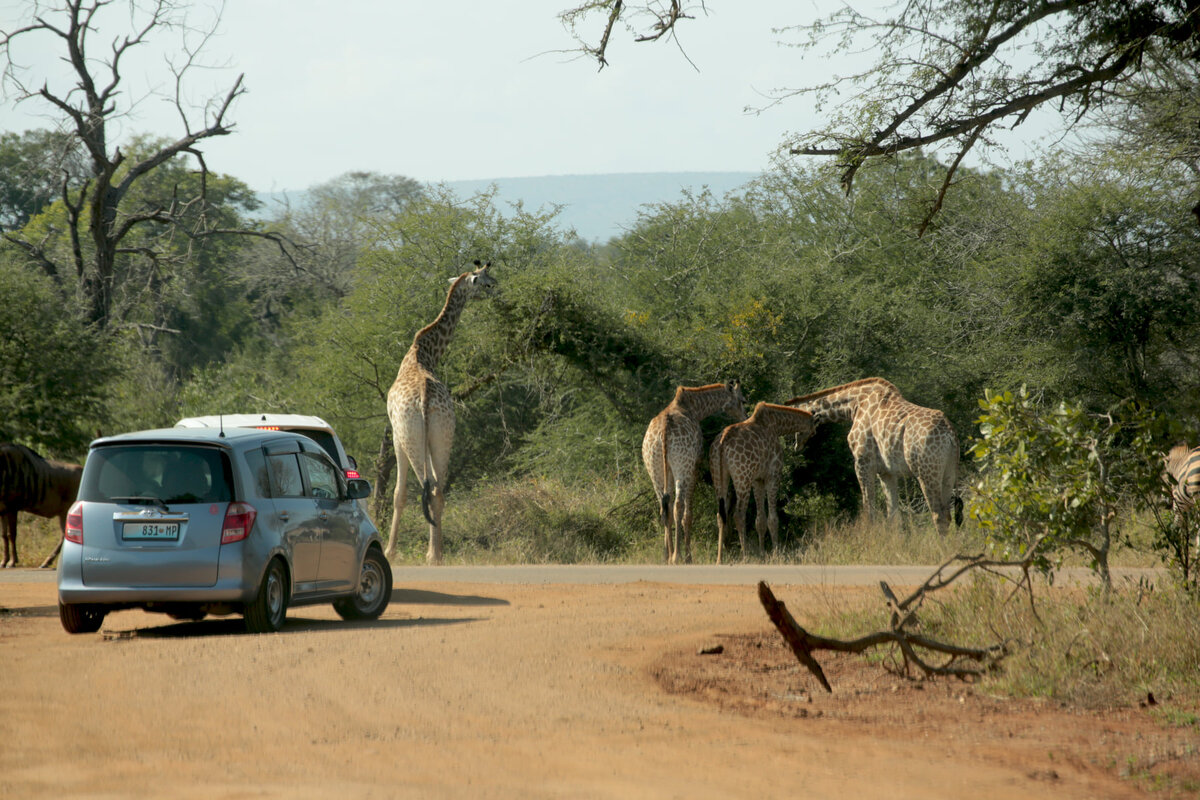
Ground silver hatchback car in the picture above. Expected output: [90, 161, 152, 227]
[57, 426, 392, 634]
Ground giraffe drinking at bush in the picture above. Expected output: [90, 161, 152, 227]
[785, 378, 961, 534]
[710, 402, 815, 562]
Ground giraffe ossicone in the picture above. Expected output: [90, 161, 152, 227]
[384, 259, 497, 564]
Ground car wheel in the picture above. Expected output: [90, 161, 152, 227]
[333, 548, 392, 621]
[59, 602, 106, 634]
[244, 558, 288, 633]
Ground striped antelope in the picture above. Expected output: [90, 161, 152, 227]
[0, 444, 84, 568]
[1163, 444, 1200, 550]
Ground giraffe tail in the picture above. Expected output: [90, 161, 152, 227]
[419, 380, 438, 527]
[952, 493, 964, 527]
[420, 477, 436, 526]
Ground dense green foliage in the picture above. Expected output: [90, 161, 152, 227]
[4, 133, 1200, 565]
[970, 388, 1167, 586]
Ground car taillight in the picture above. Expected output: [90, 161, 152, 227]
[65, 500, 84, 544]
[221, 502, 257, 544]
[345, 469, 361, 480]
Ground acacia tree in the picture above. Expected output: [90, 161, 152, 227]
[0, 0, 291, 329]
[560, 1, 1200, 228]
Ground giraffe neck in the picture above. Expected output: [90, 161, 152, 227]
[674, 384, 733, 421]
[410, 276, 471, 370]
[788, 379, 896, 424]
[753, 404, 814, 437]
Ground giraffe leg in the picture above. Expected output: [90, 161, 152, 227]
[919, 473, 952, 535]
[754, 486, 770, 557]
[853, 457, 878, 523]
[672, 476, 695, 565]
[766, 476, 781, 553]
[733, 488, 750, 560]
[660, 495, 674, 563]
[715, 485, 728, 566]
[879, 474, 901, 519]
[425, 424, 454, 566]
[385, 445, 410, 559]
[426, 487, 446, 563]
[681, 486, 695, 565]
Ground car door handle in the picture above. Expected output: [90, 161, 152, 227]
[278, 511, 290, 521]
[318, 511, 329, 521]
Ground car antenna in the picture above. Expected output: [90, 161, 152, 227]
[219, 414, 225, 438]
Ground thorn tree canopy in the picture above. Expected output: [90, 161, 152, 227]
[559, 1, 1200, 227]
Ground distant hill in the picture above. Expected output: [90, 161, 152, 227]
[444, 172, 759, 243]
[257, 172, 759, 244]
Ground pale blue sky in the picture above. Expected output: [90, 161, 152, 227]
[0, 1, 1054, 192]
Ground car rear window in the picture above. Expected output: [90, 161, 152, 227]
[80, 445, 233, 504]
[294, 429, 340, 466]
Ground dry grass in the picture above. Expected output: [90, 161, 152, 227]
[6, 513, 63, 569]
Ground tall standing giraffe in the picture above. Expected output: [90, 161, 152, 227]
[785, 378, 962, 534]
[385, 260, 496, 563]
[642, 381, 746, 564]
[710, 402, 815, 563]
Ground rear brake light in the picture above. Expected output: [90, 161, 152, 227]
[65, 500, 84, 544]
[345, 469, 361, 480]
[221, 502, 257, 544]
[254, 425, 281, 431]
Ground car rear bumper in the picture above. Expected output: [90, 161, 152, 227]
[57, 540, 258, 605]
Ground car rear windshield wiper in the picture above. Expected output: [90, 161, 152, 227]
[110, 496, 170, 512]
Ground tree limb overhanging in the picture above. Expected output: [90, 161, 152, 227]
[557, 0, 1200, 226]
[559, 0, 700, 69]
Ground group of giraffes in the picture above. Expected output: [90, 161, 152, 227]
[642, 379, 963, 564]
[381, 260, 961, 565]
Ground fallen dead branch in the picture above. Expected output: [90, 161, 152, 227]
[757, 555, 1022, 692]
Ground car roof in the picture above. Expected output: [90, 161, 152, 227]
[175, 413, 334, 433]
[91, 426, 307, 449]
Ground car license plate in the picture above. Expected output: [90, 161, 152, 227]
[122, 521, 181, 540]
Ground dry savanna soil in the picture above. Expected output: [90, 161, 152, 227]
[1, 571, 1198, 798]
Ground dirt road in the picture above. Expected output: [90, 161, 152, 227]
[0, 567, 1189, 798]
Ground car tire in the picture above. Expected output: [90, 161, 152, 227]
[244, 558, 288, 633]
[333, 548, 392, 621]
[59, 602, 105, 634]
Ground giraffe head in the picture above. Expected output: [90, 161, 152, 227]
[724, 379, 748, 422]
[453, 259, 498, 298]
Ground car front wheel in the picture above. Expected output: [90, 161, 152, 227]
[333, 548, 392, 621]
[244, 558, 288, 633]
[59, 602, 106, 634]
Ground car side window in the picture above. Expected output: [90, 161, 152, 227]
[300, 452, 340, 500]
[267, 453, 305, 498]
[244, 449, 271, 498]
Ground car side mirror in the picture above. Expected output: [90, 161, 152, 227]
[345, 478, 372, 500]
